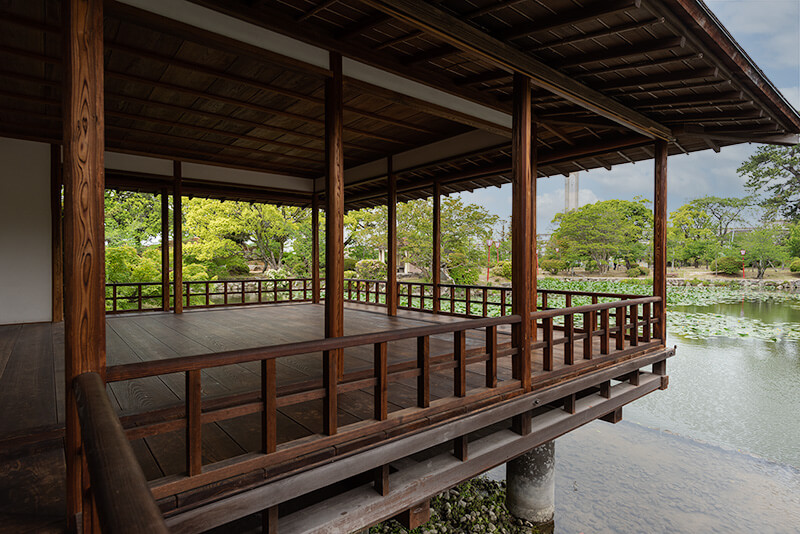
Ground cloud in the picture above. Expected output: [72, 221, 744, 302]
[706, 0, 800, 75]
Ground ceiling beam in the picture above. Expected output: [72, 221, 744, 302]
[502, 0, 642, 41]
[556, 37, 686, 69]
[528, 18, 666, 52]
[358, 0, 672, 140]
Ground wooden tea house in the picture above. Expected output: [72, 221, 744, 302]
[1, 0, 798, 532]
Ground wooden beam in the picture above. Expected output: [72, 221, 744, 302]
[312, 194, 321, 304]
[173, 161, 183, 315]
[50, 144, 63, 323]
[556, 37, 685, 69]
[511, 74, 532, 393]
[387, 157, 398, 316]
[503, 0, 641, 40]
[359, 0, 671, 140]
[653, 141, 668, 341]
[161, 187, 170, 311]
[325, 52, 345, 432]
[529, 17, 666, 52]
[63, 0, 106, 530]
[432, 182, 442, 313]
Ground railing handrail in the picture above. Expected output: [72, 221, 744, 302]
[531, 295, 660, 319]
[73, 372, 169, 533]
[107, 313, 521, 382]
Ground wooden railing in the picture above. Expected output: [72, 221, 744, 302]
[344, 278, 387, 305]
[73, 372, 169, 534]
[96, 293, 661, 509]
[106, 278, 315, 313]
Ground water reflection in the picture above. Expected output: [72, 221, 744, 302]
[627, 298, 800, 468]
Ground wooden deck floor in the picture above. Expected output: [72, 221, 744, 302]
[0, 303, 515, 532]
[0, 302, 665, 533]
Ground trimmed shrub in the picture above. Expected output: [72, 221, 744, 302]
[491, 260, 513, 279]
[711, 256, 742, 275]
[355, 259, 387, 280]
[343, 257, 358, 272]
[626, 266, 649, 277]
[449, 265, 479, 285]
[540, 259, 567, 275]
[344, 270, 357, 279]
[790, 258, 800, 273]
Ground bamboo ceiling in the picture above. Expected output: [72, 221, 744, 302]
[1, 0, 798, 209]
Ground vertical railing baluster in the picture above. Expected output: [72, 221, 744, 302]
[565, 293, 572, 309]
[450, 287, 455, 314]
[615, 306, 625, 351]
[186, 370, 202, 476]
[241, 280, 246, 304]
[482, 288, 488, 317]
[374, 342, 388, 421]
[601, 308, 610, 354]
[303, 279, 308, 301]
[630, 303, 639, 346]
[417, 335, 429, 408]
[323, 349, 338, 435]
[643, 303, 651, 342]
[583, 311, 593, 360]
[454, 330, 466, 397]
[112, 284, 117, 312]
[486, 325, 497, 388]
[466, 287, 472, 317]
[184, 282, 189, 308]
[564, 313, 574, 365]
[224, 281, 228, 305]
[591, 295, 598, 331]
[501, 289, 507, 316]
[258, 280, 263, 304]
[138, 284, 143, 311]
[289, 280, 294, 301]
[261, 359, 276, 454]
[542, 292, 548, 310]
[543, 316, 554, 371]
[205, 282, 210, 307]
[273, 280, 277, 302]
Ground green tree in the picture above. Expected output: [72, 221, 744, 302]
[738, 144, 800, 221]
[691, 196, 753, 242]
[786, 222, 800, 258]
[738, 224, 789, 279]
[668, 203, 719, 267]
[183, 199, 306, 273]
[550, 198, 652, 273]
[104, 190, 162, 249]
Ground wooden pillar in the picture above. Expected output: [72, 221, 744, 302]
[173, 161, 183, 314]
[50, 144, 63, 323]
[653, 141, 668, 341]
[432, 181, 442, 313]
[311, 193, 321, 304]
[511, 73, 532, 393]
[530, 122, 538, 340]
[324, 52, 344, 433]
[161, 187, 170, 311]
[387, 157, 398, 316]
[63, 0, 105, 530]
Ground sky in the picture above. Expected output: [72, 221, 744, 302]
[459, 0, 800, 234]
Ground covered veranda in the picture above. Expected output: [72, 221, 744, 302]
[0, 1, 798, 533]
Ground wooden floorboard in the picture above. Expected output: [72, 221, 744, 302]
[0, 323, 56, 435]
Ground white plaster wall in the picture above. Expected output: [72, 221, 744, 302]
[0, 137, 52, 324]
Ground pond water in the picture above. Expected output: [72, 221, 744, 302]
[628, 299, 800, 468]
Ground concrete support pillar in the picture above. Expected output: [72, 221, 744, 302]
[506, 441, 555, 529]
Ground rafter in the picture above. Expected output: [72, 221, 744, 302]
[501, 0, 642, 41]
[358, 0, 671, 140]
[528, 18, 665, 52]
[556, 37, 686, 69]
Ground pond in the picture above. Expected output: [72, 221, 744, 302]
[629, 297, 800, 468]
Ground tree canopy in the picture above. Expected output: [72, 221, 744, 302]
[738, 144, 800, 222]
[549, 198, 652, 272]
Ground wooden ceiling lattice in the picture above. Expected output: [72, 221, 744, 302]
[0, 0, 798, 209]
